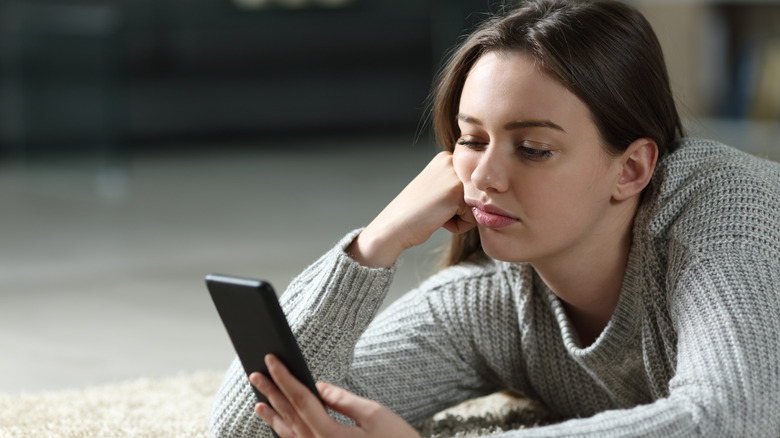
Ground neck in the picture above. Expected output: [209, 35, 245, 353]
[532, 199, 638, 346]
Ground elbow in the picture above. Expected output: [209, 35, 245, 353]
[672, 384, 780, 437]
[209, 357, 270, 437]
[207, 418, 228, 438]
[208, 403, 238, 438]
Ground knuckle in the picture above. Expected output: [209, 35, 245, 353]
[289, 391, 309, 410]
[363, 400, 384, 419]
[254, 376, 271, 392]
[312, 425, 336, 438]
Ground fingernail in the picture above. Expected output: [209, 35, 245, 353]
[318, 386, 329, 399]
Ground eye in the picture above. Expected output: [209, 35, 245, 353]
[456, 136, 486, 150]
[517, 140, 554, 161]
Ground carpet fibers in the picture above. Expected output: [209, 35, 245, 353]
[0, 372, 548, 437]
[0, 372, 220, 438]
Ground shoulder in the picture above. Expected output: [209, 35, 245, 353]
[637, 138, 780, 256]
[655, 138, 780, 194]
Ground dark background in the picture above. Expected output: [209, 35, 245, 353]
[0, 0, 502, 159]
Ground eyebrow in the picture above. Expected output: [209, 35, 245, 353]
[456, 114, 566, 133]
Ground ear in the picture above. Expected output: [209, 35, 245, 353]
[612, 137, 658, 201]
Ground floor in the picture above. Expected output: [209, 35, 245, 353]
[1, 119, 777, 396]
[0, 133, 447, 395]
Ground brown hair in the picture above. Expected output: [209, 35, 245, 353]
[431, 0, 685, 266]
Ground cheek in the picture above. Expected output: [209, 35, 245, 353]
[516, 180, 561, 217]
[530, 167, 613, 224]
[516, 170, 587, 220]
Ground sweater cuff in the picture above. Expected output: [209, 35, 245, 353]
[279, 229, 396, 378]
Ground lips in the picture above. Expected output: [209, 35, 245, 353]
[466, 199, 519, 229]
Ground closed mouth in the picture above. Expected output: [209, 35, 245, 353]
[466, 199, 519, 228]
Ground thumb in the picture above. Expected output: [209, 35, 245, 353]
[316, 382, 380, 422]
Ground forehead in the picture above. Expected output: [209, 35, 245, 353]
[459, 51, 593, 131]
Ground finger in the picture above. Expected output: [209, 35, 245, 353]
[249, 374, 298, 437]
[254, 402, 296, 438]
[441, 217, 462, 234]
[316, 382, 384, 426]
[249, 371, 302, 430]
[266, 355, 336, 436]
[442, 217, 477, 234]
[442, 209, 477, 234]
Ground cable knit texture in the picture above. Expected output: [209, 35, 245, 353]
[209, 138, 780, 437]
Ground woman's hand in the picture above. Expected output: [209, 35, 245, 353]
[347, 151, 476, 268]
[250, 355, 420, 438]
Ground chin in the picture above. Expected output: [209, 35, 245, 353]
[483, 247, 530, 263]
[478, 229, 531, 263]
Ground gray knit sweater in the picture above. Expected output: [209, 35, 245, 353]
[209, 138, 780, 437]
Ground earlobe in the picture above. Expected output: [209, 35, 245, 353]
[613, 137, 658, 201]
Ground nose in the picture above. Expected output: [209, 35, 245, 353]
[471, 145, 510, 193]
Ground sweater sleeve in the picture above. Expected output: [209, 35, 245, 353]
[494, 249, 780, 437]
[208, 230, 396, 437]
[208, 231, 513, 437]
[340, 261, 522, 425]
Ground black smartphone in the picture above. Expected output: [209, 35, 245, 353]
[206, 274, 322, 408]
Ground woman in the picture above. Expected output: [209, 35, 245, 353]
[210, 0, 780, 436]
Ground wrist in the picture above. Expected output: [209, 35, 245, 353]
[346, 226, 405, 268]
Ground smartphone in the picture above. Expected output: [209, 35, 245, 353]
[206, 273, 322, 408]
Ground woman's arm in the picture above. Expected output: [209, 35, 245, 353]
[347, 151, 475, 268]
[210, 246, 517, 437]
[207, 230, 395, 438]
[209, 152, 478, 437]
[246, 258, 527, 438]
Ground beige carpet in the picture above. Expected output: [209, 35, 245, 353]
[0, 372, 220, 438]
[0, 372, 548, 437]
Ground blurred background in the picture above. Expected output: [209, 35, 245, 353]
[0, 0, 778, 395]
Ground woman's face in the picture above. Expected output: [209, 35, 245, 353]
[453, 51, 625, 266]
